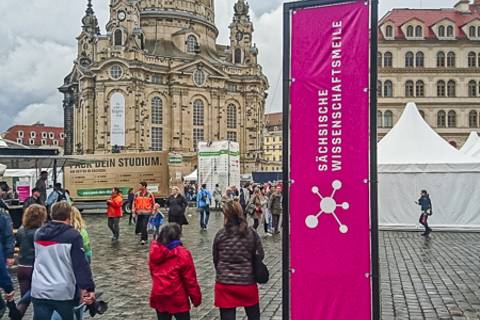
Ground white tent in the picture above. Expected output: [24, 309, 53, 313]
[184, 170, 198, 182]
[460, 132, 479, 155]
[0, 164, 6, 176]
[379, 102, 480, 231]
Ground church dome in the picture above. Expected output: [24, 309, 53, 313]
[139, 0, 215, 25]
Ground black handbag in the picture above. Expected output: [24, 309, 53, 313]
[252, 231, 269, 284]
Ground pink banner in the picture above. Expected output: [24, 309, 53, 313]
[290, 1, 372, 319]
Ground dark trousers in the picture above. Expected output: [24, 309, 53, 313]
[253, 218, 259, 230]
[108, 217, 120, 239]
[220, 304, 261, 320]
[136, 214, 149, 241]
[17, 266, 33, 298]
[199, 206, 210, 228]
[419, 213, 430, 232]
[157, 311, 191, 320]
[272, 214, 281, 233]
[32, 298, 76, 320]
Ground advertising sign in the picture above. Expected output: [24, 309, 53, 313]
[64, 152, 169, 201]
[287, 1, 374, 319]
[16, 180, 31, 202]
[110, 92, 126, 147]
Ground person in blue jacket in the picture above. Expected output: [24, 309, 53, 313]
[416, 190, 433, 236]
[0, 244, 14, 318]
[197, 184, 212, 231]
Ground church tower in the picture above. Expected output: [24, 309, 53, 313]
[229, 0, 258, 66]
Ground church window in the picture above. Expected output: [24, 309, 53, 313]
[234, 48, 242, 64]
[110, 65, 123, 80]
[227, 131, 237, 142]
[114, 29, 123, 46]
[193, 128, 204, 151]
[152, 97, 163, 125]
[193, 70, 206, 87]
[187, 35, 198, 53]
[227, 83, 237, 92]
[151, 127, 163, 151]
[227, 104, 237, 129]
[152, 74, 162, 84]
[193, 99, 204, 126]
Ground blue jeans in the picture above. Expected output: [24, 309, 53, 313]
[199, 206, 210, 229]
[32, 298, 76, 320]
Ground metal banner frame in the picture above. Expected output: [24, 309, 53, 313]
[282, 0, 379, 319]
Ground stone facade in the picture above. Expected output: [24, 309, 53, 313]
[378, 0, 480, 147]
[262, 113, 282, 172]
[60, 0, 268, 172]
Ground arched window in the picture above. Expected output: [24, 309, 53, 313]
[469, 111, 478, 128]
[447, 25, 454, 38]
[406, 25, 414, 37]
[437, 80, 446, 97]
[437, 111, 446, 127]
[468, 52, 476, 67]
[470, 26, 476, 38]
[405, 51, 414, 67]
[405, 80, 414, 97]
[193, 99, 204, 126]
[468, 80, 477, 97]
[416, 80, 425, 97]
[386, 25, 393, 38]
[384, 80, 393, 97]
[416, 51, 424, 67]
[151, 97, 163, 125]
[447, 80, 456, 97]
[227, 104, 237, 129]
[448, 110, 457, 127]
[384, 111, 393, 128]
[234, 48, 242, 64]
[377, 111, 383, 128]
[186, 35, 198, 53]
[377, 52, 382, 68]
[384, 52, 393, 67]
[415, 25, 423, 37]
[438, 25, 446, 37]
[437, 52, 445, 67]
[114, 29, 123, 46]
[377, 81, 382, 97]
[447, 52, 456, 67]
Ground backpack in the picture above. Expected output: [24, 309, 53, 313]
[55, 190, 67, 203]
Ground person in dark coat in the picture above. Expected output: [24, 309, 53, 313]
[34, 171, 48, 205]
[166, 187, 189, 226]
[22, 188, 42, 211]
[416, 190, 433, 236]
[213, 200, 264, 320]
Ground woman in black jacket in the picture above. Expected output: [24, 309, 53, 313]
[166, 187, 189, 226]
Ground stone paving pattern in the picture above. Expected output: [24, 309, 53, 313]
[14, 211, 480, 319]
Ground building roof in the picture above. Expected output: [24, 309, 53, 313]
[265, 112, 282, 128]
[379, 3, 480, 40]
[3, 123, 64, 148]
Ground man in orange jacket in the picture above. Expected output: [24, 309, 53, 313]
[106, 187, 123, 241]
[132, 182, 156, 245]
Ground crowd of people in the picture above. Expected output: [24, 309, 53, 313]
[0, 175, 279, 320]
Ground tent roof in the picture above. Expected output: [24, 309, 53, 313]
[460, 132, 479, 155]
[379, 102, 479, 167]
[184, 169, 197, 181]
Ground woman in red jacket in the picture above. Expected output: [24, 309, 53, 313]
[106, 187, 123, 241]
[149, 223, 202, 320]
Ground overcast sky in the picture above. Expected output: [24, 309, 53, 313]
[0, 0, 457, 132]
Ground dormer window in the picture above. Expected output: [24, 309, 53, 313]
[186, 35, 198, 54]
[385, 25, 393, 38]
[447, 25, 454, 38]
[439, 25, 446, 37]
[415, 26, 423, 37]
[406, 25, 414, 37]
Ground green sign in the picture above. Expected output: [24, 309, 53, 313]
[77, 187, 129, 197]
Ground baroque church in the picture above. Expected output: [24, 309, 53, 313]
[60, 0, 269, 172]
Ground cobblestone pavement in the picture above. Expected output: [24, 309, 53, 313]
[14, 212, 480, 320]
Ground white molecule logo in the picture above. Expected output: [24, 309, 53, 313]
[305, 180, 350, 234]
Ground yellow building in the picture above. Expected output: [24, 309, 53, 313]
[378, 0, 480, 147]
[60, 0, 268, 172]
[262, 113, 282, 171]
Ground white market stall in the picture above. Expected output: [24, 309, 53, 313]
[460, 131, 479, 155]
[184, 170, 198, 182]
[378, 102, 480, 231]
